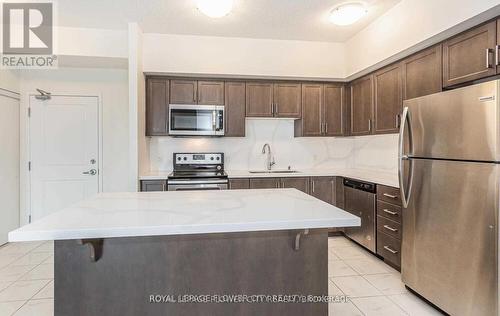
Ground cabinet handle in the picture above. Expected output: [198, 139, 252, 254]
[275, 102, 279, 115]
[368, 119, 371, 132]
[320, 123, 324, 134]
[382, 209, 398, 216]
[162, 183, 166, 191]
[383, 246, 398, 254]
[325, 122, 328, 134]
[312, 180, 315, 193]
[496, 45, 500, 66]
[271, 103, 275, 115]
[383, 225, 398, 232]
[486, 48, 493, 69]
[383, 193, 397, 199]
[395, 114, 400, 128]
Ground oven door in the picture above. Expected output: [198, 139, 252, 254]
[169, 104, 224, 136]
[167, 179, 228, 191]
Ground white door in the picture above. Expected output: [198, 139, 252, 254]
[0, 93, 20, 245]
[30, 95, 99, 221]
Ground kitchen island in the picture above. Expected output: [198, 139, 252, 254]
[9, 189, 360, 316]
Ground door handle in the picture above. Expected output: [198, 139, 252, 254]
[383, 225, 398, 232]
[83, 169, 97, 176]
[383, 246, 398, 254]
[382, 209, 398, 216]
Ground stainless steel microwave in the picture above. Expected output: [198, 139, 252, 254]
[168, 104, 224, 136]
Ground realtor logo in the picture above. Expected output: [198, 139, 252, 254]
[3, 3, 53, 54]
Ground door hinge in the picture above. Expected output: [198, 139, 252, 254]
[27, 107, 31, 117]
[28, 161, 31, 171]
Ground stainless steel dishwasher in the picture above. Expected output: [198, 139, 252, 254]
[343, 178, 376, 252]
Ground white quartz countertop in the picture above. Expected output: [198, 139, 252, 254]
[140, 168, 399, 188]
[9, 189, 360, 242]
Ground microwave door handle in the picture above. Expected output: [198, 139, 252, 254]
[398, 106, 414, 208]
[212, 110, 217, 130]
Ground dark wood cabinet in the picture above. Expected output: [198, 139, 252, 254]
[401, 45, 442, 100]
[295, 84, 323, 136]
[225, 82, 246, 137]
[373, 64, 402, 134]
[281, 177, 309, 194]
[197, 81, 224, 105]
[246, 82, 274, 117]
[273, 83, 301, 118]
[442, 21, 497, 87]
[333, 177, 344, 209]
[140, 180, 167, 192]
[350, 75, 374, 136]
[376, 184, 402, 269]
[229, 178, 250, 189]
[146, 78, 169, 136]
[170, 80, 197, 104]
[324, 84, 344, 136]
[249, 178, 279, 189]
[310, 177, 335, 204]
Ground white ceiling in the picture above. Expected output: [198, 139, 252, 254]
[56, 0, 401, 42]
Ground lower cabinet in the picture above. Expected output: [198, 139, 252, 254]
[376, 184, 403, 269]
[248, 177, 310, 193]
[249, 178, 279, 189]
[140, 180, 167, 192]
[281, 177, 309, 194]
[229, 178, 250, 189]
[310, 177, 335, 204]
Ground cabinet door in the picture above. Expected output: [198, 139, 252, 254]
[334, 177, 344, 209]
[296, 84, 322, 136]
[229, 178, 250, 189]
[374, 64, 402, 134]
[442, 21, 497, 87]
[249, 178, 279, 189]
[140, 180, 167, 192]
[350, 76, 374, 136]
[170, 80, 197, 104]
[324, 84, 344, 136]
[273, 83, 301, 118]
[197, 81, 224, 105]
[225, 82, 246, 137]
[146, 78, 169, 136]
[281, 177, 310, 194]
[402, 45, 442, 100]
[245, 82, 273, 117]
[310, 177, 334, 204]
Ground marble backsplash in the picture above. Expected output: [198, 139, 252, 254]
[148, 119, 398, 173]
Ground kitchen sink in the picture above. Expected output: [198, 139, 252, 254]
[248, 170, 300, 174]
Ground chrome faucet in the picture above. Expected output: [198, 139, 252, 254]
[262, 143, 276, 170]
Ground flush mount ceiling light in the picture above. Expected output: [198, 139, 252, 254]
[329, 2, 367, 26]
[197, 0, 233, 18]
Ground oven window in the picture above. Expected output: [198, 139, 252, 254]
[170, 109, 213, 131]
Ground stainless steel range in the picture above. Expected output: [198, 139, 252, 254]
[167, 153, 228, 191]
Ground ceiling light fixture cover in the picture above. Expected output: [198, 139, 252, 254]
[329, 2, 367, 26]
[197, 0, 233, 18]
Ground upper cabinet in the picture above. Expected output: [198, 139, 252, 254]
[373, 64, 402, 134]
[146, 78, 169, 136]
[401, 45, 442, 100]
[170, 79, 224, 104]
[442, 21, 497, 87]
[197, 80, 225, 105]
[246, 82, 301, 118]
[323, 84, 344, 136]
[224, 82, 246, 137]
[350, 75, 374, 136]
[246, 82, 274, 117]
[273, 83, 302, 118]
[170, 80, 197, 104]
[295, 83, 344, 137]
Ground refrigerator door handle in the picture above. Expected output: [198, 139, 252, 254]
[399, 106, 414, 208]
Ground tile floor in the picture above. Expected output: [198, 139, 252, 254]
[0, 236, 443, 316]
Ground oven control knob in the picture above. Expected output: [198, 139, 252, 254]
[183, 157, 187, 161]
[216, 157, 220, 161]
[210, 157, 214, 161]
[177, 157, 181, 161]
[216, 165, 222, 170]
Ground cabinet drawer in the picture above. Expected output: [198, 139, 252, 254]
[377, 185, 401, 205]
[377, 215, 402, 240]
[377, 231, 401, 268]
[377, 200, 402, 223]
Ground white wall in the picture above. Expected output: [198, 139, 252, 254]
[148, 120, 398, 173]
[0, 70, 20, 93]
[18, 68, 129, 224]
[345, 0, 500, 77]
[142, 33, 347, 79]
[0, 92, 20, 244]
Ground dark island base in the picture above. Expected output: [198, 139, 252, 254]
[55, 229, 328, 316]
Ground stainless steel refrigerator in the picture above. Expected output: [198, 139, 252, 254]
[400, 80, 499, 316]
